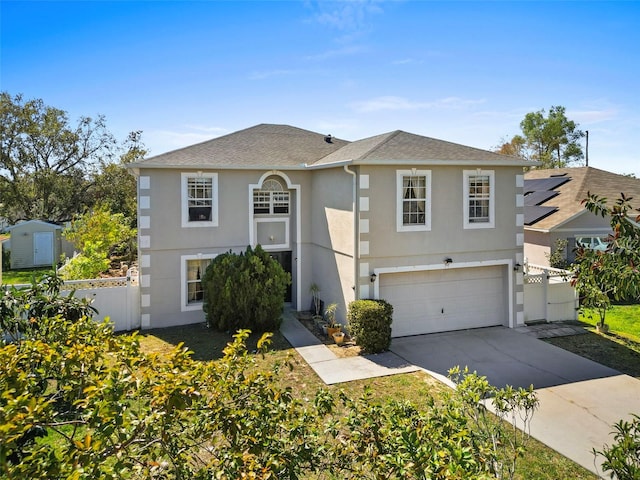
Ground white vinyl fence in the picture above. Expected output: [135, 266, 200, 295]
[7, 270, 140, 332]
[524, 264, 578, 323]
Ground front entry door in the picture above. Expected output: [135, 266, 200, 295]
[33, 231, 54, 266]
[269, 251, 292, 302]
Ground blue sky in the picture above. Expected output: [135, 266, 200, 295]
[2, 1, 639, 175]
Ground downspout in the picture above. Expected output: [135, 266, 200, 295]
[344, 165, 358, 302]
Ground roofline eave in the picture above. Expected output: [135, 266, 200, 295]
[127, 163, 309, 171]
[351, 158, 538, 167]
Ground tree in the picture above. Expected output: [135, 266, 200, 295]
[90, 130, 146, 227]
[0, 92, 117, 223]
[571, 192, 640, 329]
[495, 134, 527, 158]
[202, 245, 290, 332]
[497, 106, 585, 169]
[2, 276, 539, 479]
[60, 206, 136, 279]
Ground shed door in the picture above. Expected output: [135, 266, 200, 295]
[33, 231, 54, 266]
[380, 266, 506, 337]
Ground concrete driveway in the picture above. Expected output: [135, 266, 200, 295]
[390, 327, 640, 477]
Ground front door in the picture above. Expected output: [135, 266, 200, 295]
[33, 231, 54, 266]
[269, 251, 292, 302]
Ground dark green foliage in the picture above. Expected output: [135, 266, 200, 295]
[596, 414, 640, 480]
[1, 273, 97, 343]
[202, 245, 290, 333]
[347, 299, 393, 353]
[547, 238, 570, 269]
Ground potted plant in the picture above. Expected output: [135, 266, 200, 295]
[324, 303, 341, 337]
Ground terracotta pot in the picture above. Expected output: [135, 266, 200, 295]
[327, 326, 341, 337]
[332, 332, 345, 345]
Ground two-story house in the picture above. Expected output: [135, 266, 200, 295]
[129, 124, 533, 336]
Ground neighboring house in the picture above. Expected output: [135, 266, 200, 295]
[129, 124, 533, 336]
[524, 167, 640, 266]
[4, 220, 75, 269]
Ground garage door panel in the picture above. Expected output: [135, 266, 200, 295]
[380, 266, 506, 337]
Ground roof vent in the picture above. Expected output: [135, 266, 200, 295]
[324, 134, 333, 144]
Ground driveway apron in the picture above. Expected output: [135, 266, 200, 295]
[390, 327, 640, 478]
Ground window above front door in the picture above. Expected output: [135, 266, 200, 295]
[253, 178, 290, 215]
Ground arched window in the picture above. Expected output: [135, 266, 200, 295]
[253, 178, 290, 214]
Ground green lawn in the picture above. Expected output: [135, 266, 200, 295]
[1, 267, 55, 285]
[139, 324, 597, 480]
[580, 304, 640, 341]
[546, 304, 640, 379]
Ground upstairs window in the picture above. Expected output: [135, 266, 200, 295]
[464, 170, 495, 228]
[253, 178, 289, 215]
[396, 170, 431, 232]
[181, 173, 218, 227]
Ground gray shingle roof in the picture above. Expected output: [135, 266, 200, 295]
[131, 124, 531, 170]
[311, 130, 526, 166]
[133, 124, 349, 169]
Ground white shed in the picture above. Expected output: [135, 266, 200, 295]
[5, 220, 75, 269]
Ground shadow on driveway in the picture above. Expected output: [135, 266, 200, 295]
[390, 326, 620, 389]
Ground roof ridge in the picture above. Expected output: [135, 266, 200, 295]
[357, 130, 403, 160]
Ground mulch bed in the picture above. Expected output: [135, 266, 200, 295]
[296, 312, 362, 358]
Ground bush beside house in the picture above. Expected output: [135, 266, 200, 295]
[347, 299, 393, 353]
[202, 245, 290, 333]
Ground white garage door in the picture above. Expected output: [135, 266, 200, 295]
[380, 266, 507, 337]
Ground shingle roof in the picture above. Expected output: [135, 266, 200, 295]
[133, 124, 349, 169]
[524, 167, 640, 231]
[131, 124, 532, 170]
[311, 130, 526, 166]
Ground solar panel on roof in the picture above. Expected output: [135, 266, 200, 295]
[524, 190, 559, 206]
[524, 206, 557, 225]
[523, 176, 571, 194]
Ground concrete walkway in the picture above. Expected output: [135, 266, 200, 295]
[279, 311, 419, 385]
[280, 312, 640, 478]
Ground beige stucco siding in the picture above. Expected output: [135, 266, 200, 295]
[306, 168, 356, 322]
[137, 168, 315, 328]
[365, 165, 521, 263]
[360, 164, 524, 330]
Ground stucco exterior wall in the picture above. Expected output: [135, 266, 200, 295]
[363, 165, 521, 264]
[357, 164, 525, 327]
[137, 168, 315, 329]
[524, 229, 551, 266]
[307, 167, 355, 322]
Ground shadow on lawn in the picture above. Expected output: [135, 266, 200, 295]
[544, 324, 640, 379]
[137, 322, 293, 362]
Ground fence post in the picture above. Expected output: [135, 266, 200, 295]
[543, 268, 549, 322]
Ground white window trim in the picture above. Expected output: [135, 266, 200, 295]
[181, 172, 219, 228]
[180, 253, 217, 312]
[396, 169, 432, 232]
[463, 169, 495, 229]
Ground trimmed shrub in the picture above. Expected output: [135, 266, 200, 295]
[347, 299, 393, 353]
[202, 245, 290, 333]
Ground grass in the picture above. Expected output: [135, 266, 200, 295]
[1, 267, 55, 285]
[139, 323, 597, 480]
[544, 304, 640, 379]
[580, 304, 640, 341]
